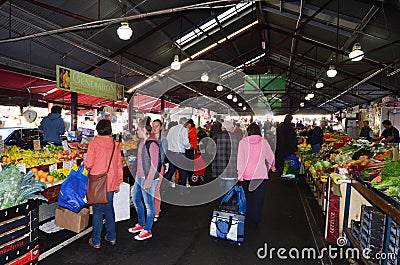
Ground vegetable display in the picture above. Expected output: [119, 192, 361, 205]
[0, 164, 47, 210]
[370, 162, 400, 197]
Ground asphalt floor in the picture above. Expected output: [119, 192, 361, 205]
[39, 173, 349, 265]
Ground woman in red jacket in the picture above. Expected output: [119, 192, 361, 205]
[85, 119, 123, 248]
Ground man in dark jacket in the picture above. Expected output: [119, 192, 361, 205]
[310, 121, 327, 153]
[210, 121, 240, 194]
[275, 114, 297, 175]
[39, 106, 65, 145]
[359, 121, 373, 141]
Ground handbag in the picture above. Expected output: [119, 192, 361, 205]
[86, 142, 115, 204]
[219, 186, 246, 215]
[209, 210, 245, 242]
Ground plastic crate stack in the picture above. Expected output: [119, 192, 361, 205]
[360, 205, 386, 258]
[351, 220, 361, 243]
[387, 221, 400, 265]
[0, 201, 40, 265]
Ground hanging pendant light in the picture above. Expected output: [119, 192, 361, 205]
[349, 43, 364, 62]
[117, 22, 133, 40]
[238, 102, 243, 107]
[326, 65, 337, 78]
[170, 55, 181, 70]
[243, 106, 247, 111]
[216, 85, 223, 91]
[315, 79, 324, 89]
[201, 72, 209, 82]
[300, 102, 305, 107]
[227, 94, 233, 100]
[308, 93, 315, 99]
[232, 96, 238, 102]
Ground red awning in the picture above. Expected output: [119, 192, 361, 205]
[132, 95, 177, 113]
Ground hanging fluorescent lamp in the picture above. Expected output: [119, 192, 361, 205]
[238, 102, 243, 107]
[216, 85, 223, 91]
[308, 93, 315, 99]
[170, 55, 181, 70]
[300, 102, 305, 107]
[117, 22, 133, 40]
[326, 65, 337, 78]
[349, 43, 364, 62]
[232, 96, 238, 102]
[227, 94, 233, 100]
[243, 106, 247, 111]
[201, 72, 209, 82]
[315, 80, 324, 89]
[305, 95, 310, 101]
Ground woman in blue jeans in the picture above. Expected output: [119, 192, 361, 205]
[129, 117, 160, 240]
[85, 119, 123, 248]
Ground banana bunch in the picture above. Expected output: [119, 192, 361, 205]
[330, 173, 343, 185]
[320, 175, 329, 183]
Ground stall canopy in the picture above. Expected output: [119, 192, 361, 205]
[132, 94, 178, 114]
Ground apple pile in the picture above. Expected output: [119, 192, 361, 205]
[53, 150, 85, 161]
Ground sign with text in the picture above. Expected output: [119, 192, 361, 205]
[244, 74, 286, 95]
[56, 65, 124, 101]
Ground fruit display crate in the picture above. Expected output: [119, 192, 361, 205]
[26, 158, 83, 172]
[0, 200, 39, 265]
[351, 220, 361, 243]
[36, 184, 62, 204]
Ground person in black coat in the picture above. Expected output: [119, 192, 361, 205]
[310, 121, 327, 153]
[275, 115, 297, 176]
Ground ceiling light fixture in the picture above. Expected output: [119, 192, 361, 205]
[117, 22, 133, 40]
[201, 72, 209, 82]
[232, 96, 238, 102]
[315, 80, 324, 89]
[349, 43, 364, 62]
[238, 102, 243, 107]
[308, 93, 315, 99]
[227, 94, 233, 100]
[327, 65, 337, 78]
[300, 102, 305, 107]
[305, 95, 310, 101]
[216, 85, 223, 91]
[243, 106, 247, 111]
[170, 55, 181, 70]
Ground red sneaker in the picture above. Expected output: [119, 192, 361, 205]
[128, 224, 145, 234]
[134, 230, 152, 240]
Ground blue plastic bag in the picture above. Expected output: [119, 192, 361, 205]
[220, 186, 246, 215]
[58, 164, 88, 213]
[284, 155, 301, 170]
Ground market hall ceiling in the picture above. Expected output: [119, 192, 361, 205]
[0, 0, 399, 115]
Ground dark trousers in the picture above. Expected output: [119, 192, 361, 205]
[243, 179, 267, 230]
[185, 148, 195, 180]
[163, 151, 189, 186]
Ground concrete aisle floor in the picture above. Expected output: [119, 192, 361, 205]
[39, 174, 348, 265]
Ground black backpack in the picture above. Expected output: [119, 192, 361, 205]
[142, 140, 162, 178]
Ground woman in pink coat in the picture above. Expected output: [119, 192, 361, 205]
[237, 123, 275, 230]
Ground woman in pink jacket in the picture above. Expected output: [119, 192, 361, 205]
[237, 123, 275, 230]
[85, 119, 123, 248]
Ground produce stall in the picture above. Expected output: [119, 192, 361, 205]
[299, 132, 400, 264]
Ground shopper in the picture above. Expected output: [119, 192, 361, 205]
[197, 126, 208, 142]
[275, 114, 297, 176]
[212, 121, 240, 194]
[237, 123, 275, 230]
[375, 120, 400, 143]
[129, 117, 160, 240]
[185, 119, 197, 183]
[38, 106, 65, 145]
[209, 120, 222, 139]
[164, 117, 191, 186]
[359, 121, 373, 142]
[310, 121, 327, 153]
[152, 119, 167, 222]
[85, 119, 123, 248]
[233, 123, 244, 139]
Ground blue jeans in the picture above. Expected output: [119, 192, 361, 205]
[132, 177, 159, 231]
[92, 192, 116, 245]
[312, 144, 321, 154]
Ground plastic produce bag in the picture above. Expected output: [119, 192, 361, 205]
[219, 186, 246, 214]
[58, 164, 88, 213]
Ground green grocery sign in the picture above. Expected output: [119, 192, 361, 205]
[56, 65, 124, 101]
[244, 74, 286, 94]
[258, 98, 282, 109]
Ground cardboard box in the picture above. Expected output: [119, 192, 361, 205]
[55, 207, 89, 233]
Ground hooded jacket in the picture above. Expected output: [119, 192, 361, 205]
[237, 135, 275, 181]
[84, 135, 123, 192]
[39, 113, 65, 144]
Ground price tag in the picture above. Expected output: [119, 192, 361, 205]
[70, 160, 77, 167]
[16, 163, 26, 174]
[33, 139, 41, 151]
[62, 140, 69, 151]
[49, 163, 57, 172]
[63, 161, 72, 169]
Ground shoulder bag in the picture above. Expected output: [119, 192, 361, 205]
[86, 141, 116, 204]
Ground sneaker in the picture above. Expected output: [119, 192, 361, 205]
[88, 238, 101, 249]
[134, 230, 152, 240]
[186, 183, 190, 188]
[105, 236, 116, 246]
[128, 224, 145, 234]
[171, 182, 176, 188]
[154, 215, 159, 222]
